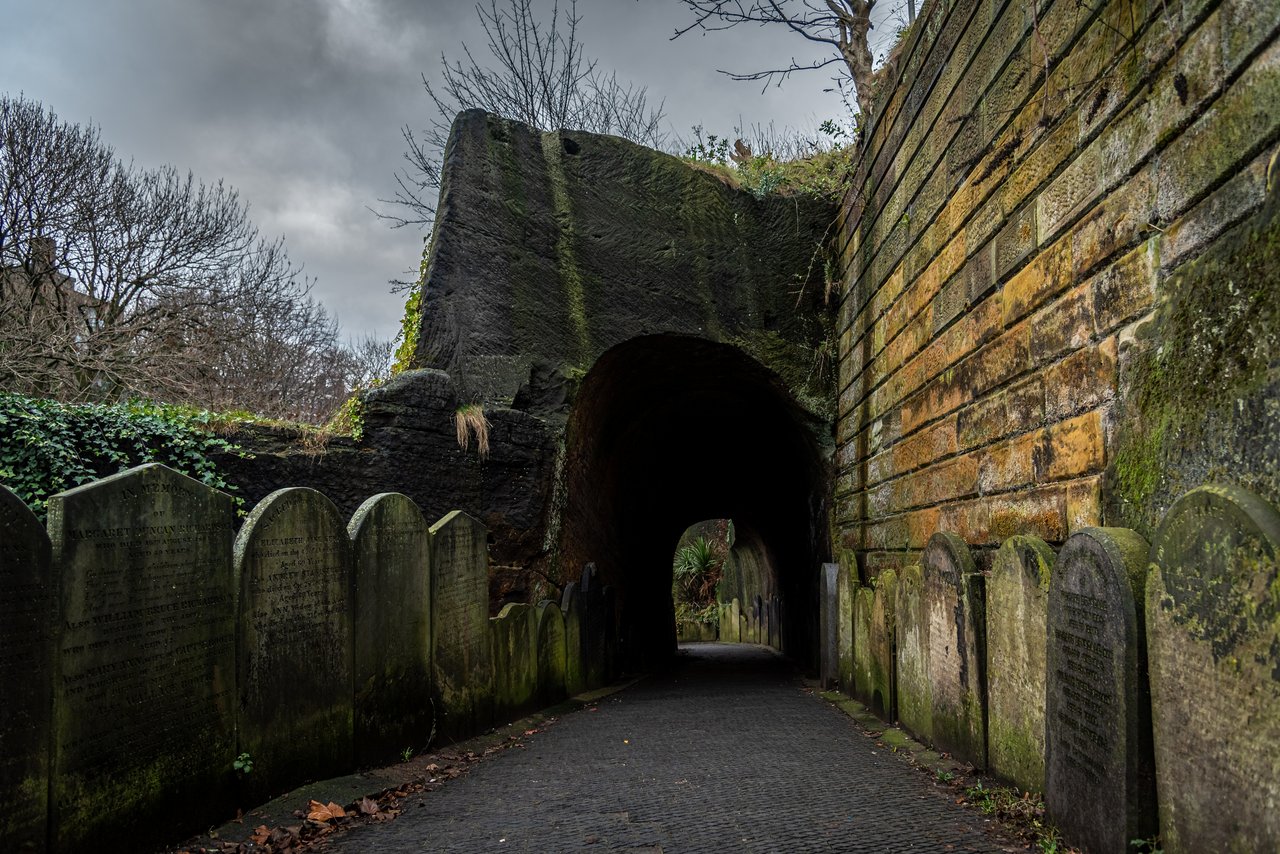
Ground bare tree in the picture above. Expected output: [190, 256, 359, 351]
[0, 94, 383, 422]
[380, 0, 667, 233]
[673, 0, 890, 118]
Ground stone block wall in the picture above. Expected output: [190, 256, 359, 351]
[833, 0, 1280, 575]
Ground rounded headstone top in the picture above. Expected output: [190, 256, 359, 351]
[924, 531, 977, 579]
[992, 535, 1055, 590]
[1151, 485, 1280, 661]
[347, 492, 428, 541]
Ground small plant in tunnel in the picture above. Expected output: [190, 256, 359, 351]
[672, 523, 729, 631]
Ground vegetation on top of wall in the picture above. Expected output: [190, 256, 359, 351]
[682, 123, 855, 201]
[0, 393, 247, 518]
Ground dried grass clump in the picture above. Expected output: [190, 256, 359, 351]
[454, 404, 491, 458]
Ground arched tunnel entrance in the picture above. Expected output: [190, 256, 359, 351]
[556, 334, 831, 670]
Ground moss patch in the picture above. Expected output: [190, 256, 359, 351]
[1108, 188, 1280, 535]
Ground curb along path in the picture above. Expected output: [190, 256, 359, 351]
[327, 644, 1019, 852]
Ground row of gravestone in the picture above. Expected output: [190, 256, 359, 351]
[0, 463, 617, 854]
[820, 484, 1280, 854]
[714, 595, 782, 649]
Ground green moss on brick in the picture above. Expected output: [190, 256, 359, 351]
[1108, 189, 1280, 535]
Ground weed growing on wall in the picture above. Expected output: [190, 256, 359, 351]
[0, 393, 246, 517]
[454, 404, 491, 458]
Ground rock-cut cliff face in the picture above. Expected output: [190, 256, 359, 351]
[408, 109, 839, 418]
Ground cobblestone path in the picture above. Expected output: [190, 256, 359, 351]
[328, 644, 1017, 853]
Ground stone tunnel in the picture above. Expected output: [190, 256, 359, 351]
[390, 109, 842, 670]
[555, 334, 828, 667]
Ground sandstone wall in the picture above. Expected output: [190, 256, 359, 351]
[834, 0, 1280, 573]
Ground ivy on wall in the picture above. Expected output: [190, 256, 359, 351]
[0, 394, 247, 518]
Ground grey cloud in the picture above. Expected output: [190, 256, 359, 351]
[2, 0, 861, 341]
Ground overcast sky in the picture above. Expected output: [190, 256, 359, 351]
[1, 0, 906, 343]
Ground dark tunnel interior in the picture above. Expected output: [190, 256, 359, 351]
[556, 334, 831, 671]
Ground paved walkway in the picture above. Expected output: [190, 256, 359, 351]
[328, 644, 1014, 853]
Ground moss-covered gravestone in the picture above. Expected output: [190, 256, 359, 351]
[1147, 486, 1280, 853]
[837, 564, 855, 692]
[536, 601, 568, 704]
[561, 582, 585, 695]
[718, 599, 735, 642]
[492, 603, 537, 722]
[237, 488, 354, 801]
[348, 493, 432, 766]
[1045, 528, 1156, 854]
[0, 485, 52, 853]
[870, 570, 898, 722]
[820, 563, 839, 687]
[730, 596, 743, 645]
[852, 586, 874, 705]
[49, 464, 236, 852]
[924, 532, 987, 768]
[987, 535, 1054, 793]
[895, 564, 931, 741]
[430, 511, 493, 739]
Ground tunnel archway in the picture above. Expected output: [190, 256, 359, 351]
[556, 334, 830, 670]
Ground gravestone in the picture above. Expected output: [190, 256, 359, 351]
[48, 464, 236, 851]
[237, 487, 353, 801]
[895, 564, 931, 740]
[561, 582, 585, 695]
[852, 586, 874, 705]
[870, 569, 898, 721]
[1046, 528, 1156, 854]
[1147, 486, 1280, 853]
[770, 596, 781, 649]
[730, 597, 743, 646]
[718, 600, 734, 642]
[430, 510, 494, 739]
[348, 493, 432, 766]
[820, 563, 839, 687]
[579, 564, 606, 687]
[0, 486, 52, 853]
[987, 535, 1054, 793]
[536, 601, 568, 704]
[924, 532, 987, 768]
[837, 564, 855, 691]
[492, 603, 537, 721]
[602, 584, 617, 681]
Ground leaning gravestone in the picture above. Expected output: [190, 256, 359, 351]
[820, 563, 839, 687]
[536, 601, 568, 704]
[1046, 528, 1156, 854]
[895, 564, 931, 741]
[237, 487, 353, 802]
[837, 565, 855, 691]
[924, 532, 987, 769]
[348, 493, 432, 766]
[870, 569, 898, 721]
[49, 464, 236, 852]
[561, 582, 585, 695]
[431, 511, 494, 740]
[987, 535, 1054, 794]
[1147, 486, 1280, 853]
[852, 586, 875, 706]
[0, 486, 52, 853]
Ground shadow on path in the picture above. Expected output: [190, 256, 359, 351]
[328, 644, 1014, 853]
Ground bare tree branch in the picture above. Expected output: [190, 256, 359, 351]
[1, 94, 388, 423]
[375, 0, 668, 233]
[673, 0, 883, 117]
